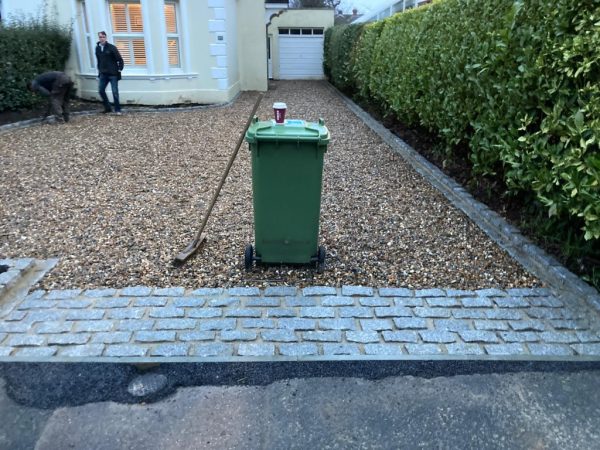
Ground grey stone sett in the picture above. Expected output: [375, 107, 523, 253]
[382, 331, 419, 343]
[324, 296, 356, 306]
[319, 318, 357, 330]
[302, 286, 337, 296]
[120, 286, 153, 297]
[242, 319, 276, 329]
[65, 310, 105, 321]
[60, 344, 105, 357]
[364, 344, 403, 355]
[245, 297, 281, 307]
[528, 344, 574, 356]
[261, 330, 298, 342]
[506, 288, 550, 297]
[228, 287, 260, 297]
[475, 289, 507, 297]
[286, 297, 317, 307]
[434, 319, 472, 332]
[116, 320, 154, 331]
[225, 309, 262, 318]
[153, 287, 185, 296]
[149, 307, 185, 318]
[571, 344, 600, 356]
[323, 343, 360, 355]
[25, 311, 64, 323]
[238, 343, 275, 356]
[278, 318, 316, 330]
[178, 331, 215, 342]
[575, 331, 600, 343]
[461, 297, 493, 308]
[8, 335, 45, 346]
[94, 298, 131, 308]
[46, 289, 82, 300]
[509, 320, 546, 331]
[393, 318, 428, 329]
[0, 322, 32, 333]
[135, 331, 176, 342]
[84, 289, 118, 298]
[187, 308, 222, 318]
[474, 320, 509, 331]
[374, 307, 412, 318]
[192, 343, 233, 357]
[485, 344, 527, 355]
[92, 331, 132, 344]
[538, 331, 579, 344]
[359, 297, 390, 307]
[495, 297, 529, 308]
[55, 300, 92, 309]
[484, 309, 523, 320]
[415, 289, 445, 298]
[346, 331, 379, 343]
[105, 345, 148, 357]
[47, 334, 90, 345]
[173, 297, 206, 308]
[25, 290, 46, 300]
[342, 286, 374, 297]
[526, 308, 564, 320]
[3, 311, 26, 321]
[303, 331, 342, 342]
[379, 288, 413, 297]
[264, 286, 297, 297]
[73, 321, 113, 333]
[340, 307, 372, 318]
[458, 330, 499, 343]
[189, 288, 223, 296]
[0, 347, 14, 356]
[405, 344, 443, 355]
[415, 308, 452, 318]
[15, 347, 57, 357]
[500, 332, 539, 343]
[266, 308, 296, 318]
[278, 343, 318, 356]
[420, 331, 457, 344]
[210, 298, 240, 307]
[300, 307, 335, 318]
[18, 300, 57, 310]
[447, 343, 485, 355]
[529, 297, 563, 308]
[360, 319, 393, 331]
[445, 289, 476, 297]
[155, 319, 197, 330]
[220, 330, 257, 341]
[199, 319, 236, 331]
[134, 297, 168, 307]
[150, 343, 190, 357]
[426, 297, 459, 307]
[108, 308, 145, 320]
[559, 309, 585, 320]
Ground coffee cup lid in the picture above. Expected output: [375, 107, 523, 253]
[273, 102, 287, 109]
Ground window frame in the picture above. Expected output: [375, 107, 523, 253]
[164, 0, 182, 70]
[108, 0, 148, 69]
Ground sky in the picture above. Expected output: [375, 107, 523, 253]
[337, 0, 391, 15]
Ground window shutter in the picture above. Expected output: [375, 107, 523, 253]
[129, 4, 144, 32]
[167, 38, 179, 66]
[132, 39, 147, 65]
[114, 39, 132, 65]
[164, 4, 177, 34]
[110, 4, 128, 33]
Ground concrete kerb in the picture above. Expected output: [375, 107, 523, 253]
[326, 83, 600, 318]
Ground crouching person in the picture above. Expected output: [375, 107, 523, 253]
[27, 71, 74, 123]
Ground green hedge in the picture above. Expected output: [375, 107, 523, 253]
[325, 0, 600, 241]
[0, 19, 72, 111]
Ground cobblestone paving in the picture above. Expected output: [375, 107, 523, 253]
[1, 263, 599, 359]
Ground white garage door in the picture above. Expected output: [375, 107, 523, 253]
[279, 28, 325, 80]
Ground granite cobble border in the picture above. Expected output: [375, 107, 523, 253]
[1, 285, 600, 360]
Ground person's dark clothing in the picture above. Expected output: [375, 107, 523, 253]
[96, 41, 124, 112]
[30, 71, 73, 122]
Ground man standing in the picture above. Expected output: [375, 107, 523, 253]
[27, 71, 74, 123]
[95, 31, 124, 115]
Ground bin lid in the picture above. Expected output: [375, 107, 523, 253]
[245, 117, 330, 145]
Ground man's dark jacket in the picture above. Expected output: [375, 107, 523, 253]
[31, 71, 72, 96]
[95, 41, 124, 76]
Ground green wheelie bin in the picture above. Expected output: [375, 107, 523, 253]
[244, 115, 330, 271]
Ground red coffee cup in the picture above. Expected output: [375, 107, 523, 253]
[273, 102, 287, 124]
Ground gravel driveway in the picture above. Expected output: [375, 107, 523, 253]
[0, 80, 538, 290]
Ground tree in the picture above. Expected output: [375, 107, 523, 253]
[290, 0, 342, 9]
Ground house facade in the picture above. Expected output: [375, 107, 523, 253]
[1, 0, 333, 105]
[352, 0, 431, 23]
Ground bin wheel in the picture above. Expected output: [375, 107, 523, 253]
[244, 244, 254, 271]
[316, 245, 326, 273]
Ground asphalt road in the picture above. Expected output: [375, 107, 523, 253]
[1, 365, 599, 449]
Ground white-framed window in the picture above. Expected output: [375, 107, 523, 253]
[77, 0, 95, 70]
[109, 0, 147, 67]
[164, 1, 181, 68]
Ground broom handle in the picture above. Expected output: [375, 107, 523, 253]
[191, 92, 264, 244]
